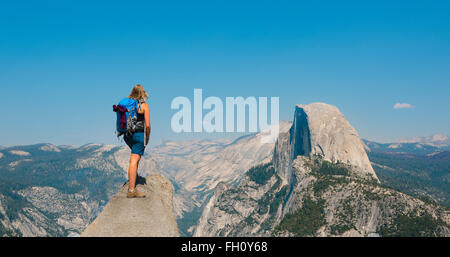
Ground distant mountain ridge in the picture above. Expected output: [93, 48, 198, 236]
[362, 138, 450, 155]
[397, 134, 450, 148]
[0, 121, 448, 236]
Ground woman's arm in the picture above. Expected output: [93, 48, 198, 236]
[144, 103, 151, 145]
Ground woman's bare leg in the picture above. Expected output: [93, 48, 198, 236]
[128, 153, 141, 191]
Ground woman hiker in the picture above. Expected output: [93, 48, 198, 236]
[124, 84, 151, 198]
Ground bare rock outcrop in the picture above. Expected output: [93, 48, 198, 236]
[298, 103, 377, 179]
[274, 103, 378, 183]
[81, 174, 179, 237]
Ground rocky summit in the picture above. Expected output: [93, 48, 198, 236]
[274, 103, 378, 189]
[194, 103, 450, 237]
[292, 103, 377, 180]
[81, 174, 179, 237]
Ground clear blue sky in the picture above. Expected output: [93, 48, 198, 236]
[1, 0, 449, 146]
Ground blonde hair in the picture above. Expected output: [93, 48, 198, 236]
[128, 84, 148, 101]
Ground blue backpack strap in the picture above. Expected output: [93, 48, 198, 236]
[128, 99, 138, 117]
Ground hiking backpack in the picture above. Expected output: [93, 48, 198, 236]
[113, 98, 141, 137]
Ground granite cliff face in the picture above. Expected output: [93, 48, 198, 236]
[194, 103, 450, 237]
[300, 103, 377, 179]
[81, 174, 179, 237]
[274, 103, 377, 186]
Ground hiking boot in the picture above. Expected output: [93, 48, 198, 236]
[127, 189, 146, 198]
